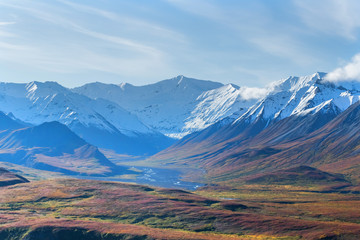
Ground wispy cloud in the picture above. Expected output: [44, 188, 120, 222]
[165, 0, 320, 67]
[58, 0, 186, 43]
[0, 41, 31, 51]
[0, 39, 168, 77]
[294, 0, 360, 40]
[0, 21, 15, 37]
[0, 21, 15, 26]
[165, 0, 226, 21]
[73, 26, 162, 57]
[1, 0, 359, 88]
[325, 53, 360, 82]
[0, 0, 173, 79]
[249, 35, 318, 66]
[56, 0, 119, 21]
[0, 21, 25, 49]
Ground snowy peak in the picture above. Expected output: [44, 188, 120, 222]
[153, 75, 223, 91]
[180, 83, 261, 137]
[236, 72, 360, 126]
[0, 81, 158, 137]
[118, 82, 134, 90]
[73, 76, 261, 138]
[25, 81, 69, 100]
[0, 80, 176, 155]
[270, 72, 325, 93]
[196, 83, 239, 100]
[176, 75, 184, 85]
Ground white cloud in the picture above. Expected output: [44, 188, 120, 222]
[294, 0, 360, 40]
[325, 53, 360, 82]
[238, 86, 268, 100]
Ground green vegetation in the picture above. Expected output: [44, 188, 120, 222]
[0, 179, 359, 239]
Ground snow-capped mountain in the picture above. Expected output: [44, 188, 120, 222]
[146, 73, 360, 184]
[73, 75, 264, 138]
[0, 81, 152, 134]
[233, 72, 360, 127]
[182, 84, 262, 136]
[0, 81, 172, 155]
[2, 72, 356, 157]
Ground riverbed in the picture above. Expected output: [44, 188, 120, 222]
[75, 166, 203, 191]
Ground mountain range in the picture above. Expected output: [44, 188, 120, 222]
[73, 75, 263, 138]
[146, 73, 360, 185]
[0, 73, 360, 185]
[0, 113, 122, 176]
[0, 76, 264, 156]
[0, 81, 172, 155]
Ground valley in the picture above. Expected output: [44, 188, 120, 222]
[2, 1, 360, 238]
[0, 73, 359, 239]
[0, 178, 359, 239]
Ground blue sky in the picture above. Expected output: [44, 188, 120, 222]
[0, 0, 360, 87]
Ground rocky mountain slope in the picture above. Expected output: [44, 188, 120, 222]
[0, 81, 173, 155]
[0, 112, 122, 176]
[146, 73, 360, 184]
[73, 75, 263, 138]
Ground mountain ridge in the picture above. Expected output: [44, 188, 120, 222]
[145, 73, 360, 184]
[0, 113, 122, 176]
[0, 81, 173, 155]
[73, 75, 264, 138]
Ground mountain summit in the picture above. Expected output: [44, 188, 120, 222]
[0, 81, 173, 155]
[74, 75, 263, 138]
[0, 118, 120, 176]
[146, 73, 360, 184]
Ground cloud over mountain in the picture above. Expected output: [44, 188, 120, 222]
[325, 53, 360, 83]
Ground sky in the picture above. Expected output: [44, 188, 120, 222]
[0, 0, 360, 88]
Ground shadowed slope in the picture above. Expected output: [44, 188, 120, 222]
[0, 167, 29, 187]
[0, 112, 26, 131]
[245, 166, 350, 186]
[0, 121, 122, 176]
[148, 100, 360, 184]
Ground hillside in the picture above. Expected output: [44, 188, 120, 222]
[244, 166, 350, 186]
[0, 167, 29, 187]
[0, 120, 122, 176]
[145, 74, 360, 185]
